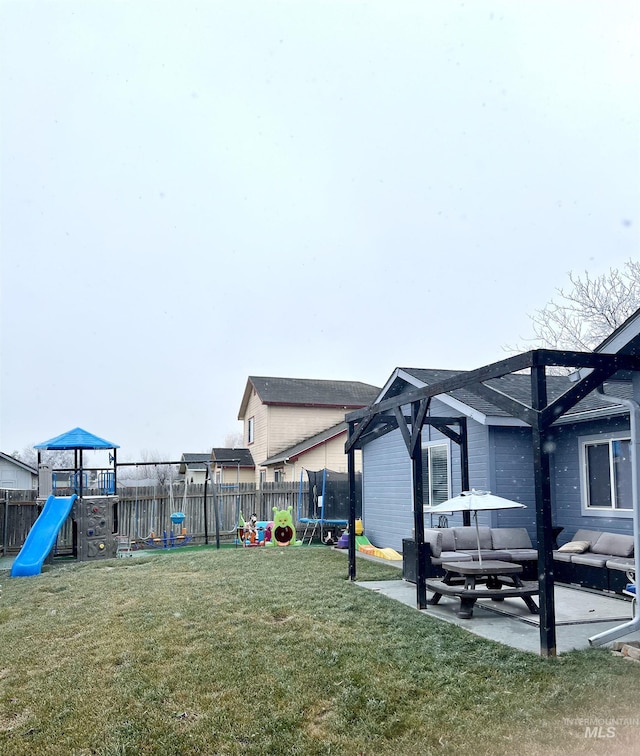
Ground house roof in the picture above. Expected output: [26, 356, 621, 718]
[261, 422, 348, 466]
[0, 452, 38, 475]
[595, 307, 640, 357]
[178, 449, 255, 474]
[394, 367, 629, 425]
[178, 453, 210, 474]
[211, 448, 254, 467]
[34, 427, 119, 450]
[181, 453, 210, 465]
[238, 376, 380, 419]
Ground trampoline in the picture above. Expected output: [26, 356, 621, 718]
[298, 468, 362, 544]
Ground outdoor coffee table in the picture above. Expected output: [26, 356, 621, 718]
[425, 560, 539, 619]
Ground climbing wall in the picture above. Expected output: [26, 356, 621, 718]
[74, 496, 117, 561]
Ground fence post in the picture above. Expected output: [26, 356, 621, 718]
[2, 492, 7, 555]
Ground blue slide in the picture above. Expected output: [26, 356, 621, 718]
[10, 494, 77, 577]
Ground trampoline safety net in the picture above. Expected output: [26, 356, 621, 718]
[302, 469, 362, 523]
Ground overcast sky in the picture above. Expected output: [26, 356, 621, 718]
[1, 0, 638, 461]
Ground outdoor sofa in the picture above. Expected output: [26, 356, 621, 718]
[403, 526, 537, 582]
[553, 529, 635, 593]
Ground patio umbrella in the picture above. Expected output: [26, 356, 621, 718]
[424, 489, 526, 566]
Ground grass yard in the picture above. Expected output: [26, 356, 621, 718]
[1, 546, 639, 756]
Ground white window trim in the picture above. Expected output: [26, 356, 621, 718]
[247, 417, 255, 445]
[419, 439, 451, 508]
[579, 431, 632, 519]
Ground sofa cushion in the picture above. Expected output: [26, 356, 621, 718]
[438, 528, 456, 552]
[453, 526, 492, 551]
[466, 549, 513, 562]
[606, 557, 636, 572]
[423, 529, 443, 559]
[431, 551, 473, 566]
[557, 540, 590, 554]
[553, 549, 574, 563]
[572, 529, 603, 545]
[490, 527, 533, 550]
[502, 548, 538, 561]
[571, 553, 609, 568]
[591, 532, 634, 558]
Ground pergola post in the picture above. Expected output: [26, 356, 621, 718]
[531, 363, 557, 657]
[347, 422, 357, 581]
[459, 417, 471, 527]
[411, 402, 428, 609]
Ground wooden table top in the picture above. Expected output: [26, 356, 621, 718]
[441, 560, 523, 575]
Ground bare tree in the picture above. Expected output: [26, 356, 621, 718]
[509, 259, 640, 353]
[12, 446, 75, 470]
[12, 447, 38, 467]
[223, 431, 244, 448]
[138, 449, 178, 488]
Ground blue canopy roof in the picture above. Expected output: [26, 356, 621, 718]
[34, 427, 119, 450]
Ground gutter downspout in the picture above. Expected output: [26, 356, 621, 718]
[589, 384, 640, 646]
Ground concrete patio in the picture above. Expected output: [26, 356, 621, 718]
[355, 576, 640, 654]
[338, 548, 639, 654]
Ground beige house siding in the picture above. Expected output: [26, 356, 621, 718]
[243, 389, 268, 471]
[263, 441, 363, 484]
[266, 405, 350, 455]
[243, 397, 350, 475]
[215, 466, 255, 486]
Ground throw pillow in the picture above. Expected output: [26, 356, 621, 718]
[557, 540, 590, 554]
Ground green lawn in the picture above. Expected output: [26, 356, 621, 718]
[1, 547, 638, 756]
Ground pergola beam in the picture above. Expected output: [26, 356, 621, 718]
[468, 382, 537, 426]
[346, 350, 640, 427]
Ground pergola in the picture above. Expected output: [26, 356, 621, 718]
[344, 349, 640, 657]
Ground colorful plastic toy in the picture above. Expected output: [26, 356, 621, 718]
[268, 505, 301, 546]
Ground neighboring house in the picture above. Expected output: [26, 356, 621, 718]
[355, 305, 640, 555]
[177, 450, 255, 486]
[237, 376, 380, 484]
[211, 448, 255, 486]
[178, 453, 210, 485]
[0, 452, 38, 489]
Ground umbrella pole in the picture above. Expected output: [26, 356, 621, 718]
[474, 511, 483, 567]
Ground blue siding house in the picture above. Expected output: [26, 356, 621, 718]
[346, 309, 640, 656]
[360, 366, 635, 554]
[361, 300, 640, 550]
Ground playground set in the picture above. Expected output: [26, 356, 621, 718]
[9, 432, 400, 577]
[10, 428, 122, 577]
[9, 427, 198, 578]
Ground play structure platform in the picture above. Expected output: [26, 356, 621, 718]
[10, 494, 118, 577]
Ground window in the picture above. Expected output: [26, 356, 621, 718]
[581, 434, 632, 513]
[421, 443, 450, 507]
[274, 469, 284, 482]
[247, 417, 254, 445]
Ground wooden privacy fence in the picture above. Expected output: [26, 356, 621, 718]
[0, 489, 39, 554]
[1, 482, 310, 554]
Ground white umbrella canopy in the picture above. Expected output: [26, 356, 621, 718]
[424, 489, 527, 566]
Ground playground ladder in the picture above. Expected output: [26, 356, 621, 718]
[302, 520, 320, 545]
[116, 535, 133, 558]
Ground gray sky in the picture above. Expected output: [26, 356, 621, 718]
[1, 1, 638, 461]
